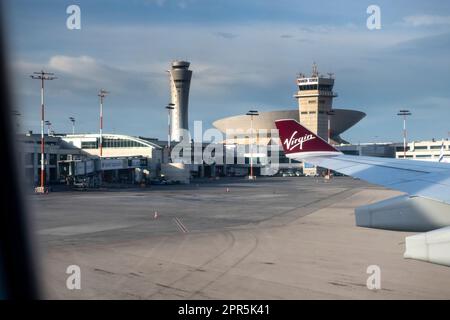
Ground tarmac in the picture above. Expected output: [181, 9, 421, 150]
[30, 177, 450, 299]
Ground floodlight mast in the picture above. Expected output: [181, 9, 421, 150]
[397, 109, 412, 159]
[246, 110, 259, 179]
[98, 89, 109, 157]
[69, 117, 76, 134]
[30, 70, 57, 191]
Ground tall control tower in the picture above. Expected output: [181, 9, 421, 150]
[294, 63, 337, 140]
[168, 60, 193, 142]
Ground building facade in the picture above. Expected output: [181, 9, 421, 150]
[18, 133, 163, 187]
[395, 140, 450, 161]
[338, 143, 399, 158]
[18, 133, 86, 186]
[62, 134, 162, 183]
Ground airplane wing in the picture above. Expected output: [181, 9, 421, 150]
[275, 119, 450, 267]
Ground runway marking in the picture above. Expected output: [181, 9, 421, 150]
[37, 222, 137, 236]
[173, 217, 189, 233]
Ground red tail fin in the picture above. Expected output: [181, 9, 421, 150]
[275, 119, 338, 155]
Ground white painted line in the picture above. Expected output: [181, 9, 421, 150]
[173, 217, 189, 233]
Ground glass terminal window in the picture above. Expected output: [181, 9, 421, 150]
[81, 141, 98, 149]
[102, 138, 147, 148]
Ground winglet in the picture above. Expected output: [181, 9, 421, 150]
[275, 119, 340, 156]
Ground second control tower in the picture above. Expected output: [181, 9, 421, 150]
[168, 60, 193, 142]
[294, 63, 337, 140]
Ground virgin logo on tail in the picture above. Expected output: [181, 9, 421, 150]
[283, 131, 315, 151]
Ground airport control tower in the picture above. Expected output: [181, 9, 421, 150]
[168, 60, 193, 142]
[294, 63, 337, 140]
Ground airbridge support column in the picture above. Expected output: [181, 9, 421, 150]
[161, 163, 190, 184]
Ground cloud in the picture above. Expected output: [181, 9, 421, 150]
[214, 31, 238, 39]
[13, 55, 172, 137]
[403, 15, 450, 27]
[44, 55, 166, 96]
[143, 0, 167, 6]
[10, 17, 450, 140]
[143, 0, 194, 8]
[49, 55, 104, 81]
[385, 32, 450, 58]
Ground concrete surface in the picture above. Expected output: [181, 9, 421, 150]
[30, 177, 450, 299]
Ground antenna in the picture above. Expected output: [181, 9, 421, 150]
[312, 62, 318, 77]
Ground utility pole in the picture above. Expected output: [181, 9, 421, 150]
[12, 110, 21, 131]
[69, 117, 76, 134]
[165, 103, 175, 163]
[30, 70, 57, 192]
[246, 110, 259, 180]
[397, 110, 412, 159]
[98, 89, 109, 157]
[326, 110, 335, 178]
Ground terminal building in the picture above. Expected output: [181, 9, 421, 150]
[19, 132, 87, 186]
[61, 133, 163, 183]
[17, 132, 163, 188]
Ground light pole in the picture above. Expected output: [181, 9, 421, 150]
[246, 110, 259, 179]
[69, 117, 76, 134]
[98, 89, 109, 157]
[45, 120, 52, 136]
[30, 70, 57, 191]
[165, 103, 175, 163]
[397, 109, 412, 159]
[326, 110, 335, 178]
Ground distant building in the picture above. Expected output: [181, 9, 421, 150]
[213, 109, 365, 144]
[395, 140, 450, 161]
[338, 143, 400, 158]
[168, 60, 193, 142]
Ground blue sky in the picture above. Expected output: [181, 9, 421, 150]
[5, 0, 450, 142]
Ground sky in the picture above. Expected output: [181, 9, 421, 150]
[5, 0, 450, 142]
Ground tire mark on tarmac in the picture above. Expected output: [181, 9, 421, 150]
[234, 187, 363, 230]
[146, 230, 236, 298]
[186, 230, 259, 299]
[143, 188, 360, 298]
[183, 188, 364, 299]
[105, 235, 172, 296]
[176, 188, 363, 298]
